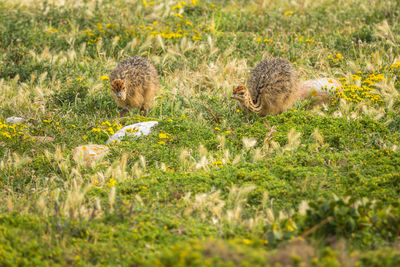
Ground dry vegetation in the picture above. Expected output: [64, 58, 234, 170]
[1, 0, 400, 265]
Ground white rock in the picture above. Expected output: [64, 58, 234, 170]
[73, 144, 109, 166]
[106, 121, 158, 144]
[6, 116, 25, 124]
[298, 78, 342, 100]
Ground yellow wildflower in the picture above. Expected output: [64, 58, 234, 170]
[336, 53, 343, 60]
[107, 127, 115, 134]
[159, 133, 168, 139]
[107, 178, 116, 187]
[46, 27, 57, 34]
[389, 62, 400, 70]
[242, 239, 252, 245]
[210, 160, 223, 166]
[172, 3, 182, 10]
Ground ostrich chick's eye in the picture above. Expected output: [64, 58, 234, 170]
[239, 92, 245, 96]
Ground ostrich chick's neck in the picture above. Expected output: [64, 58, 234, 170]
[242, 90, 262, 114]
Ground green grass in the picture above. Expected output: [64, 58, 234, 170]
[1, 0, 400, 265]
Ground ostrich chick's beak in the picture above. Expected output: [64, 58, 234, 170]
[231, 95, 237, 99]
[115, 91, 122, 98]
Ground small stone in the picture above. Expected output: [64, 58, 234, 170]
[6, 117, 25, 124]
[73, 144, 109, 166]
[106, 121, 158, 144]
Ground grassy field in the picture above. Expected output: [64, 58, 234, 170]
[1, 0, 400, 265]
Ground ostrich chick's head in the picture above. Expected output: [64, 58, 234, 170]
[111, 79, 127, 101]
[231, 85, 249, 103]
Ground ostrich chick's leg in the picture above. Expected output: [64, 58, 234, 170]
[119, 108, 129, 117]
[140, 107, 148, 117]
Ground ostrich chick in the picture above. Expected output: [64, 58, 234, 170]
[110, 56, 159, 116]
[231, 57, 299, 116]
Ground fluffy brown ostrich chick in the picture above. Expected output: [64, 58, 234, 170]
[110, 56, 160, 116]
[231, 57, 299, 116]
